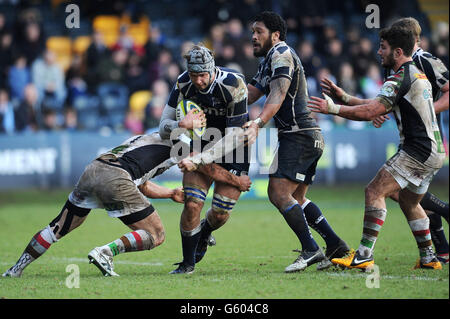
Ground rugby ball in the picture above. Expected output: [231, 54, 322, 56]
[175, 100, 205, 140]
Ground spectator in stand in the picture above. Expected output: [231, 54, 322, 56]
[0, 88, 15, 134]
[352, 37, 379, 78]
[8, 55, 30, 102]
[359, 62, 383, 99]
[236, 40, 260, 84]
[85, 31, 111, 89]
[297, 40, 323, 78]
[126, 52, 150, 94]
[144, 79, 169, 131]
[16, 22, 45, 67]
[142, 24, 164, 69]
[325, 38, 347, 78]
[31, 49, 66, 109]
[94, 47, 129, 84]
[112, 24, 145, 56]
[14, 84, 41, 133]
[215, 42, 236, 67]
[63, 107, 78, 131]
[0, 31, 14, 88]
[338, 62, 358, 98]
[41, 107, 60, 131]
[163, 62, 181, 88]
[66, 54, 88, 105]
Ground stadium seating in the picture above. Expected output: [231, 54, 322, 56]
[92, 15, 121, 48]
[73, 95, 101, 131]
[46, 36, 72, 71]
[97, 82, 129, 130]
[129, 90, 152, 120]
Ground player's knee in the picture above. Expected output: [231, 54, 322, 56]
[184, 198, 204, 214]
[153, 229, 166, 247]
[212, 194, 236, 216]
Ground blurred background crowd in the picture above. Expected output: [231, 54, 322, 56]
[0, 0, 448, 136]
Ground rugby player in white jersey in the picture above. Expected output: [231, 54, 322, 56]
[2, 130, 251, 277]
[308, 25, 446, 270]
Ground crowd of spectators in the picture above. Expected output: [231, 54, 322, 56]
[0, 0, 448, 136]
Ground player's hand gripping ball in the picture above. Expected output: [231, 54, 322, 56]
[176, 100, 206, 140]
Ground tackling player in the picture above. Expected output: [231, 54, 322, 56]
[159, 44, 251, 274]
[308, 26, 445, 270]
[2, 132, 250, 277]
[243, 11, 349, 272]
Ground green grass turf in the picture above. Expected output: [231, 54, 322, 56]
[0, 184, 448, 299]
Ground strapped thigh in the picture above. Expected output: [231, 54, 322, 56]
[212, 193, 237, 214]
[184, 184, 208, 203]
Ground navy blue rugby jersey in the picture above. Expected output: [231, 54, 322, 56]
[250, 41, 319, 133]
[167, 66, 249, 134]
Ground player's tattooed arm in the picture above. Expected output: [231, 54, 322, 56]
[258, 77, 291, 124]
[197, 164, 252, 192]
[139, 181, 185, 203]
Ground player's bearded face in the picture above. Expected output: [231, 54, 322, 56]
[252, 22, 273, 57]
[189, 72, 211, 91]
[378, 40, 395, 69]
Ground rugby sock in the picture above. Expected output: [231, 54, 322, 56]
[302, 199, 341, 247]
[280, 203, 319, 252]
[420, 192, 449, 223]
[12, 226, 57, 273]
[101, 230, 155, 256]
[199, 218, 214, 242]
[408, 217, 435, 263]
[428, 212, 449, 257]
[358, 206, 386, 257]
[180, 224, 202, 266]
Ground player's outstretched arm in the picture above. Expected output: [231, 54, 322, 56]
[139, 181, 185, 203]
[320, 78, 371, 106]
[197, 164, 252, 192]
[307, 94, 388, 121]
[434, 82, 449, 114]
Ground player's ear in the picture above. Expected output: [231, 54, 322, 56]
[272, 30, 280, 42]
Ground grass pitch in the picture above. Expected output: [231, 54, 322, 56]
[0, 184, 448, 300]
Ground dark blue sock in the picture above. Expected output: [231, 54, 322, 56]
[429, 212, 449, 255]
[280, 203, 319, 252]
[303, 200, 341, 247]
[199, 218, 214, 241]
[181, 229, 202, 266]
[421, 192, 449, 223]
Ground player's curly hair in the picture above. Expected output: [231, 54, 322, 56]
[253, 11, 287, 41]
[379, 25, 415, 57]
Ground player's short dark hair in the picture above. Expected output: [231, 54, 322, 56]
[253, 11, 287, 41]
[379, 25, 415, 57]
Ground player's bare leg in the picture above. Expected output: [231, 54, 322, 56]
[3, 201, 90, 277]
[398, 188, 442, 269]
[170, 170, 212, 274]
[195, 181, 241, 263]
[89, 209, 165, 276]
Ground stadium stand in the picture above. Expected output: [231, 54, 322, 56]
[0, 0, 448, 136]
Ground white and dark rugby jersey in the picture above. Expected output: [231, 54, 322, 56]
[98, 132, 173, 185]
[377, 61, 446, 167]
[250, 41, 319, 133]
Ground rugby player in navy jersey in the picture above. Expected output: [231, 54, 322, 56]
[2, 132, 251, 277]
[243, 11, 349, 272]
[159, 45, 252, 274]
[309, 26, 445, 269]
